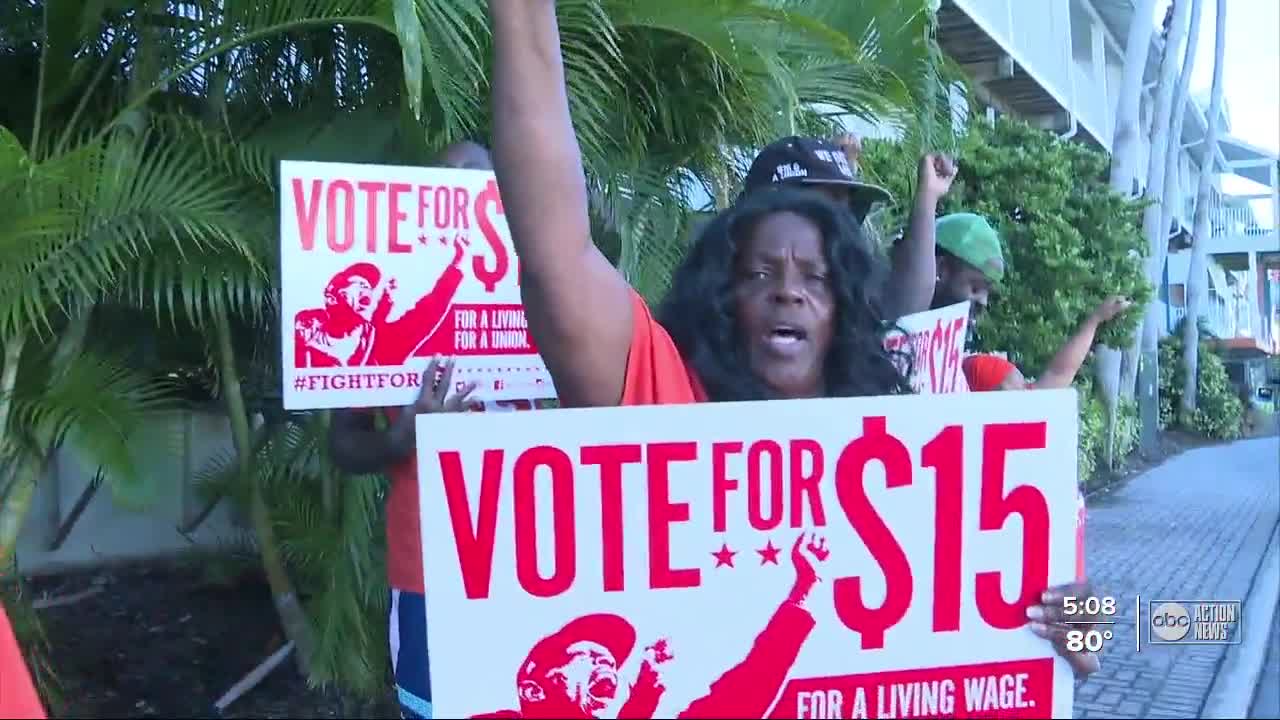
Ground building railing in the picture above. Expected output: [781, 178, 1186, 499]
[1208, 203, 1272, 239]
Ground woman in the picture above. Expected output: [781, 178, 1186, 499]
[488, 6, 903, 408]
[485, 0, 1097, 680]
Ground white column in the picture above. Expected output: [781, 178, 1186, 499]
[1248, 250, 1260, 339]
[1270, 163, 1279, 350]
[1092, 20, 1109, 137]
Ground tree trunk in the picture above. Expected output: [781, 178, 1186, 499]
[1135, 0, 1192, 456]
[1097, 0, 1160, 455]
[1108, 0, 1161, 194]
[1157, 0, 1204, 251]
[212, 303, 315, 677]
[1182, 0, 1228, 420]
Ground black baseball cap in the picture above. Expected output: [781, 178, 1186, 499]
[742, 136, 893, 222]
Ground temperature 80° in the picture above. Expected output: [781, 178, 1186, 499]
[1066, 628, 1113, 653]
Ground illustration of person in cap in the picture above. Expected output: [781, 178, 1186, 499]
[741, 134, 957, 319]
[472, 534, 830, 719]
[294, 238, 467, 367]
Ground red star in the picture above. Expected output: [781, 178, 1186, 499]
[711, 543, 737, 569]
[756, 540, 781, 565]
[417, 233, 430, 245]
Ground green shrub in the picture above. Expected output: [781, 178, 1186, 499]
[1114, 399, 1140, 459]
[1076, 384, 1104, 488]
[1157, 328, 1244, 440]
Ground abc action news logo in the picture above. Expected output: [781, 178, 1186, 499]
[1149, 600, 1242, 645]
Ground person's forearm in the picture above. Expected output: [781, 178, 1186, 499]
[886, 191, 940, 318]
[329, 412, 415, 474]
[1037, 316, 1102, 389]
[489, 0, 592, 279]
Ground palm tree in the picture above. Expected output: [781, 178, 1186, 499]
[3, 0, 952, 702]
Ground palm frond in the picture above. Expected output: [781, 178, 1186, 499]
[0, 119, 268, 339]
[5, 348, 180, 509]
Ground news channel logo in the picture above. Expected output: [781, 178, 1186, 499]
[1148, 600, 1242, 645]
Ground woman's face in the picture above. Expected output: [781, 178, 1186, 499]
[733, 211, 835, 399]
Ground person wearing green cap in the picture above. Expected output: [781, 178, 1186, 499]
[928, 212, 1006, 325]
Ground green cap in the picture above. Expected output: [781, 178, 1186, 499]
[935, 212, 1005, 283]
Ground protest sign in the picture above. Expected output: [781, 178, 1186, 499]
[279, 160, 554, 409]
[886, 302, 971, 395]
[417, 390, 1079, 719]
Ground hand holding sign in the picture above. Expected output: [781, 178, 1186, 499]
[1028, 581, 1103, 678]
[414, 355, 478, 414]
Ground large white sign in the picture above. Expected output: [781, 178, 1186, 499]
[417, 390, 1079, 719]
[279, 160, 554, 409]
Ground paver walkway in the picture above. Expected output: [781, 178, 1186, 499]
[1073, 436, 1279, 719]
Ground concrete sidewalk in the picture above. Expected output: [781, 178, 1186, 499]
[1072, 436, 1280, 719]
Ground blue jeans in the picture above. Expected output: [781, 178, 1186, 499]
[389, 589, 432, 719]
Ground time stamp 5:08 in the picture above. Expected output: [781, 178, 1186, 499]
[1061, 595, 1117, 653]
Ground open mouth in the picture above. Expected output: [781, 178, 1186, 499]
[767, 324, 808, 346]
[587, 670, 618, 700]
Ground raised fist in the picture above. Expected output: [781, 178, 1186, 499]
[918, 153, 957, 201]
[833, 132, 863, 169]
[791, 533, 829, 586]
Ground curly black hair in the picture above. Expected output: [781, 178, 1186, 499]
[656, 186, 911, 402]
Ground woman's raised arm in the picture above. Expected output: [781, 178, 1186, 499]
[489, 0, 634, 407]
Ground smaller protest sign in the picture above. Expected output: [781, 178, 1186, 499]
[279, 160, 555, 410]
[886, 302, 971, 394]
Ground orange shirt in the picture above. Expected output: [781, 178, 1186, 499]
[0, 604, 45, 719]
[385, 399, 542, 592]
[620, 289, 708, 405]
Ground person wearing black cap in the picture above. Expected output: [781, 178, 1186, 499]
[741, 134, 957, 319]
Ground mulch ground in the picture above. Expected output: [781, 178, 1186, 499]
[23, 560, 398, 719]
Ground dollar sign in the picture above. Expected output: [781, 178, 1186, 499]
[832, 416, 914, 650]
[473, 179, 509, 293]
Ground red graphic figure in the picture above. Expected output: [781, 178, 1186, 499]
[473, 534, 828, 719]
[294, 239, 466, 367]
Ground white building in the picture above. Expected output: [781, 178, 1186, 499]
[931, 0, 1277, 379]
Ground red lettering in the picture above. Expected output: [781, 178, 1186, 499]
[513, 446, 576, 598]
[976, 423, 1051, 629]
[388, 182, 413, 253]
[433, 186, 452, 228]
[929, 319, 945, 393]
[581, 444, 642, 592]
[358, 181, 387, 252]
[947, 317, 966, 392]
[453, 187, 471, 228]
[924, 426, 964, 632]
[647, 442, 700, 589]
[439, 449, 504, 600]
[711, 441, 742, 533]
[789, 439, 826, 527]
[747, 440, 784, 531]
[832, 416, 914, 650]
[473, 179, 510, 292]
[417, 185, 433, 228]
[292, 178, 322, 250]
[326, 180, 356, 251]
